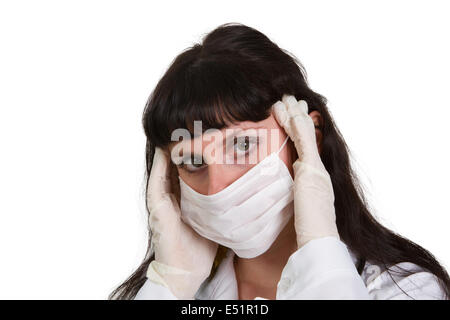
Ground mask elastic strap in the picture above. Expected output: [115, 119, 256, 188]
[276, 136, 290, 155]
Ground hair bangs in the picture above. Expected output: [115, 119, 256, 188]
[146, 57, 273, 147]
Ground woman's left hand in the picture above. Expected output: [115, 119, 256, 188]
[273, 94, 340, 249]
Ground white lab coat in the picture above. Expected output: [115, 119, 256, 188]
[134, 237, 445, 300]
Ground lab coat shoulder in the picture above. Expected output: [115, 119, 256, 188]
[276, 237, 446, 300]
[362, 261, 446, 300]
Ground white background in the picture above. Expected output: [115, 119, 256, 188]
[0, 1, 449, 299]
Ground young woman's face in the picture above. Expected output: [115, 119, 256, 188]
[168, 110, 322, 195]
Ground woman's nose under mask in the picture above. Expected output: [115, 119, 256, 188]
[179, 136, 294, 259]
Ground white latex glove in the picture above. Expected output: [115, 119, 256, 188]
[273, 94, 340, 249]
[146, 147, 218, 299]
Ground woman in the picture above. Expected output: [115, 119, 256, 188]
[110, 23, 450, 300]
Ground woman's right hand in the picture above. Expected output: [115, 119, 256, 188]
[146, 147, 218, 299]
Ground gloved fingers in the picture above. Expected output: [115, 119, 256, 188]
[148, 193, 182, 249]
[273, 100, 302, 156]
[282, 94, 307, 115]
[272, 100, 288, 127]
[273, 95, 304, 126]
[281, 95, 319, 162]
[150, 147, 171, 181]
[147, 147, 173, 206]
[273, 95, 320, 165]
[169, 160, 181, 205]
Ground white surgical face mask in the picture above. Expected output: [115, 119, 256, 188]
[179, 136, 294, 258]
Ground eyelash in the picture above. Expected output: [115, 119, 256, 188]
[177, 136, 260, 174]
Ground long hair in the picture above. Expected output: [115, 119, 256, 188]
[110, 22, 450, 299]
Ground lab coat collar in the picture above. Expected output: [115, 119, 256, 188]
[195, 243, 360, 300]
[196, 248, 239, 299]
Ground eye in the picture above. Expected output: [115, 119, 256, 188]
[177, 154, 205, 173]
[233, 136, 258, 156]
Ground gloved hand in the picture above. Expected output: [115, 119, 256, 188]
[273, 94, 340, 249]
[146, 147, 218, 299]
